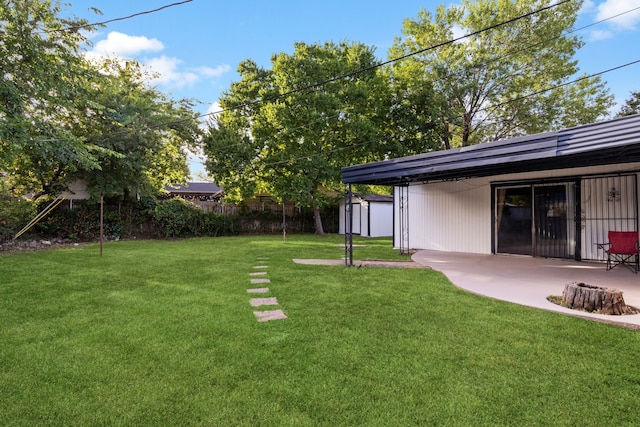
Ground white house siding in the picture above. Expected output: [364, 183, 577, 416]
[581, 174, 638, 260]
[396, 179, 492, 253]
[62, 180, 90, 200]
[396, 162, 640, 256]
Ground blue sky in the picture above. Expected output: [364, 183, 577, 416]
[66, 0, 640, 176]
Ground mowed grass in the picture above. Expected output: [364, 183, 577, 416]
[1, 235, 639, 426]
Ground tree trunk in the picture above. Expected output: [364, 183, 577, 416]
[561, 282, 627, 315]
[313, 205, 325, 235]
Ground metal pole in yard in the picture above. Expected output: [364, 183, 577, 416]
[347, 185, 353, 267]
[282, 201, 286, 242]
[100, 193, 104, 257]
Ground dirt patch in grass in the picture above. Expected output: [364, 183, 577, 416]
[0, 239, 85, 254]
[293, 258, 428, 268]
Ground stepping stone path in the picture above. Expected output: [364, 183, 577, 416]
[249, 257, 287, 322]
[250, 297, 278, 307]
[254, 310, 287, 322]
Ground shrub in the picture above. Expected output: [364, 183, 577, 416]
[154, 198, 202, 238]
[154, 198, 240, 238]
[0, 197, 35, 242]
[33, 201, 125, 242]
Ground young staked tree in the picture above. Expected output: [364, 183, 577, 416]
[388, 0, 614, 149]
[204, 41, 390, 234]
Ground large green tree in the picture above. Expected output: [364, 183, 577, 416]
[68, 60, 202, 200]
[388, 0, 614, 149]
[204, 41, 392, 234]
[0, 1, 200, 200]
[0, 0, 102, 196]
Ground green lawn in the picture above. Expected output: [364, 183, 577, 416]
[1, 235, 639, 426]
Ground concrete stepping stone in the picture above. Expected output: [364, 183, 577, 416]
[254, 310, 287, 322]
[250, 278, 270, 284]
[249, 271, 267, 276]
[250, 297, 278, 307]
[253, 265, 268, 269]
[247, 288, 269, 293]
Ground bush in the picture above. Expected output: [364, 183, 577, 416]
[0, 197, 35, 242]
[33, 201, 125, 242]
[154, 198, 239, 238]
[154, 198, 200, 238]
[201, 211, 239, 237]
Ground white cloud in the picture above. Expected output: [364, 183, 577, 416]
[145, 55, 199, 88]
[195, 65, 232, 78]
[589, 29, 614, 40]
[199, 102, 222, 129]
[86, 31, 232, 90]
[580, 0, 596, 14]
[596, 0, 640, 30]
[90, 31, 163, 57]
[206, 102, 222, 117]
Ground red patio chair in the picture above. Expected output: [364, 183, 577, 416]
[596, 231, 640, 273]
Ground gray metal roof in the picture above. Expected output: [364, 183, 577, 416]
[341, 114, 640, 185]
[165, 182, 223, 195]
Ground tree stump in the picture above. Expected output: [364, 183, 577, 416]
[561, 282, 627, 315]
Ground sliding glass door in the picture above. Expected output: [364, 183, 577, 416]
[533, 184, 575, 258]
[496, 183, 575, 258]
[496, 186, 532, 255]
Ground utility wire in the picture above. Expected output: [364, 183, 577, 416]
[59, 1, 194, 32]
[239, 58, 640, 172]
[56, 0, 578, 141]
[30, 1, 638, 166]
[197, 3, 640, 156]
[200, 0, 572, 122]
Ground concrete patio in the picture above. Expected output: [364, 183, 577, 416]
[411, 250, 640, 328]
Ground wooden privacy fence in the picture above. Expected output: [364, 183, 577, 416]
[196, 200, 301, 217]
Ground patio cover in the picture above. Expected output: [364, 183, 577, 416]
[341, 114, 640, 186]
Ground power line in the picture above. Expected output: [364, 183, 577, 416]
[24, 1, 639, 174]
[58, 1, 194, 32]
[95, 1, 640, 165]
[199, 0, 573, 121]
[248, 58, 640, 172]
[61, 0, 587, 142]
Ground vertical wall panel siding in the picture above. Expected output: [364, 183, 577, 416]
[581, 175, 638, 260]
[405, 179, 492, 254]
[394, 164, 640, 256]
[394, 186, 411, 250]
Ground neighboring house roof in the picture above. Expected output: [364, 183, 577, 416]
[342, 114, 640, 186]
[165, 182, 223, 196]
[360, 194, 393, 203]
[344, 193, 393, 204]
